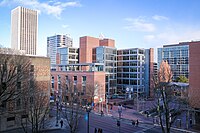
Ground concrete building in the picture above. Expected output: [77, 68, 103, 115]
[117, 48, 154, 98]
[47, 34, 73, 69]
[158, 42, 189, 81]
[11, 6, 38, 55]
[0, 48, 50, 131]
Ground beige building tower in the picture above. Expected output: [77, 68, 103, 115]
[11, 6, 38, 55]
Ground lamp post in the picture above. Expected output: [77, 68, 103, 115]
[86, 105, 92, 133]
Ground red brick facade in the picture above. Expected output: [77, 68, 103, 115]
[189, 41, 200, 109]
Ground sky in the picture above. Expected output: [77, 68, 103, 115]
[1, 0, 200, 58]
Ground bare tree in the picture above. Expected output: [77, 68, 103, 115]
[61, 78, 82, 133]
[20, 80, 50, 133]
[0, 49, 30, 111]
[153, 60, 181, 133]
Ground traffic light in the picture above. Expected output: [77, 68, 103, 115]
[117, 120, 120, 127]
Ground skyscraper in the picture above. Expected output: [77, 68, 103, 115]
[11, 6, 38, 55]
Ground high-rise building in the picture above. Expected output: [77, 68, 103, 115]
[157, 42, 189, 81]
[47, 34, 73, 69]
[11, 6, 38, 55]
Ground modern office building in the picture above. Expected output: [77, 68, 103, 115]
[47, 34, 73, 69]
[117, 48, 154, 97]
[157, 42, 189, 81]
[54, 47, 79, 71]
[93, 46, 117, 94]
[11, 6, 38, 55]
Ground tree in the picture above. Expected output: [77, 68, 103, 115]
[175, 76, 188, 83]
[153, 60, 181, 133]
[61, 78, 82, 133]
[19, 78, 49, 133]
[0, 48, 31, 110]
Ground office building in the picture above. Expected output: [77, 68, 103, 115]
[11, 6, 38, 55]
[93, 46, 117, 94]
[158, 42, 189, 81]
[55, 47, 79, 71]
[117, 48, 154, 97]
[47, 34, 73, 69]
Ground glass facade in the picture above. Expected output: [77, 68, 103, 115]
[47, 34, 73, 69]
[157, 43, 189, 80]
[93, 46, 117, 95]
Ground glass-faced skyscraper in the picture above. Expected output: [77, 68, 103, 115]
[11, 6, 38, 55]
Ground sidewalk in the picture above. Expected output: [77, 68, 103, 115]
[44, 116, 65, 130]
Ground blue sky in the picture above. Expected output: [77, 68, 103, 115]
[1, 0, 200, 57]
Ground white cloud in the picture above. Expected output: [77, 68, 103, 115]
[62, 24, 69, 28]
[152, 15, 169, 21]
[0, 0, 82, 18]
[144, 26, 200, 46]
[124, 17, 156, 32]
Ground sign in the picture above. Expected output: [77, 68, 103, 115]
[84, 114, 88, 121]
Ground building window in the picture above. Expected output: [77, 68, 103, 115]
[82, 76, 86, 82]
[30, 97, 33, 104]
[7, 117, 15, 121]
[16, 99, 21, 109]
[17, 65, 21, 73]
[52, 83, 54, 88]
[17, 82, 21, 90]
[30, 65, 34, 72]
[82, 86, 86, 95]
[74, 76, 77, 81]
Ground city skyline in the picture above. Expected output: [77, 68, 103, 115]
[1, 0, 200, 57]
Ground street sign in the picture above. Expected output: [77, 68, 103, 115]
[84, 114, 88, 121]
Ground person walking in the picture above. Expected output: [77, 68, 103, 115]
[136, 119, 139, 126]
[94, 128, 97, 133]
[101, 110, 103, 116]
[60, 119, 63, 128]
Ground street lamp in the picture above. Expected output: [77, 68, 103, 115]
[86, 105, 92, 133]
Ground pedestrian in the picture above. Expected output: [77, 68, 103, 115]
[132, 120, 135, 126]
[101, 110, 103, 116]
[94, 128, 97, 133]
[136, 119, 139, 126]
[60, 119, 63, 128]
[98, 128, 101, 133]
[190, 119, 192, 127]
[111, 104, 113, 110]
